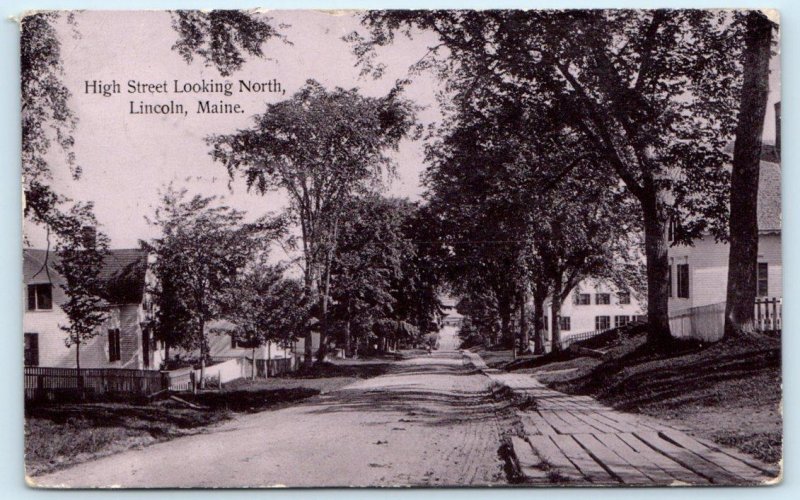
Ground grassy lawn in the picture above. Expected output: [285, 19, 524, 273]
[507, 328, 782, 465]
[25, 358, 393, 476]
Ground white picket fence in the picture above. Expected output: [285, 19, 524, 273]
[669, 297, 782, 342]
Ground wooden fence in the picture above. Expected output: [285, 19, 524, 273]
[669, 297, 782, 342]
[25, 367, 165, 403]
[255, 357, 294, 378]
[552, 328, 613, 351]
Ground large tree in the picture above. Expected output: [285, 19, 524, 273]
[724, 11, 776, 337]
[54, 204, 109, 379]
[217, 260, 309, 378]
[208, 81, 419, 364]
[143, 187, 270, 383]
[354, 9, 745, 347]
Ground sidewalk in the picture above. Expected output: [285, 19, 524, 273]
[464, 351, 780, 486]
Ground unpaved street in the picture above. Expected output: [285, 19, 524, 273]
[33, 329, 510, 488]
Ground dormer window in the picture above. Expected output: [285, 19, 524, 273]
[27, 284, 53, 311]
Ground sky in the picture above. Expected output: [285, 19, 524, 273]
[26, 10, 782, 251]
[28, 10, 444, 249]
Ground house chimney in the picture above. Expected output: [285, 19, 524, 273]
[81, 226, 97, 249]
[775, 101, 781, 161]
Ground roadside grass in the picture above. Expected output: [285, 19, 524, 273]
[512, 329, 782, 465]
[25, 359, 391, 476]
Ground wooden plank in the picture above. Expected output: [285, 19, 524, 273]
[569, 411, 618, 434]
[601, 433, 675, 484]
[692, 436, 780, 478]
[589, 411, 637, 433]
[572, 433, 652, 485]
[635, 431, 744, 485]
[510, 436, 550, 483]
[550, 434, 616, 484]
[617, 433, 709, 485]
[527, 435, 583, 481]
[659, 430, 768, 483]
[520, 414, 542, 436]
[522, 412, 557, 436]
[538, 410, 574, 434]
[555, 411, 598, 434]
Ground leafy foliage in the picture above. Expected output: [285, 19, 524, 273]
[216, 259, 311, 351]
[142, 186, 282, 357]
[170, 10, 286, 77]
[53, 204, 109, 365]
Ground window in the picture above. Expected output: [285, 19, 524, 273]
[27, 284, 52, 311]
[595, 316, 611, 330]
[596, 293, 611, 305]
[575, 293, 591, 305]
[543, 316, 549, 331]
[757, 263, 769, 297]
[108, 329, 121, 362]
[668, 265, 673, 298]
[614, 315, 630, 328]
[667, 218, 677, 242]
[24, 333, 39, 366]
[618, 292, 631, 305]
[559, 316, 571, 331]
[677, 264, 690, 298]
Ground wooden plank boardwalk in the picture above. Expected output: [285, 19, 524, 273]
[487, 372, 780, 486]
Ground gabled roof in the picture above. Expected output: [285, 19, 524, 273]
[23, 248, 148, 304]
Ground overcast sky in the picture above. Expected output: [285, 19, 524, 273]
[29, 10, 443, 249]
[26, 10, 781, 251]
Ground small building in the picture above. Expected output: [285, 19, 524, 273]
[544, 279, 646, 348]
[23, 248, 163, 370]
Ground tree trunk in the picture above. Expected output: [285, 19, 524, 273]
[251, 347, 256, 380]
[499, 298, 512, 349]
[518, 288, 528, 355]
[303, 265, 315, 368]
[725, 11, 773, 338]
[532, 294, 546, 354]
[76, 339, 83, 398]
[199, 319, 206, 389]
[642, 191, 672, 347]
[551, 279, 563, 352]
[344, 300, 352, 358]
[268, 342, 272, 377]
[164, 341, 170, 370]
[316, 291, 329, 362]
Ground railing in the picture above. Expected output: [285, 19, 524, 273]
[669, 297, 782, 342]
[24, 367, 165, 403]
[755, 297, 782, 332]
[553, 328, 613, 351]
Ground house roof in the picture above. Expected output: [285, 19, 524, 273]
[23, 248, 148, 304]
[758, 160, 781, 233]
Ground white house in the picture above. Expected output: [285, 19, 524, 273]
[667, 159, 781, 315]
[543, 278, 646, 345]
[23, 248, 163, 370]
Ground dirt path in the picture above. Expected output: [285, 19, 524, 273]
[31, 348, 510, 488]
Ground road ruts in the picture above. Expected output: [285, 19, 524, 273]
[32, 349, 511, 488]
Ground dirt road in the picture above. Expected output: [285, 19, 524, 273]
[32, 339, 510, 488]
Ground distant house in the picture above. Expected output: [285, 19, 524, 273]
[204, 319, 298, 361]
[667, 150, 782, 316]
[543, 279, 646, 347]
[439, 295, 464, 328]
[23, 248, 162, 369]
